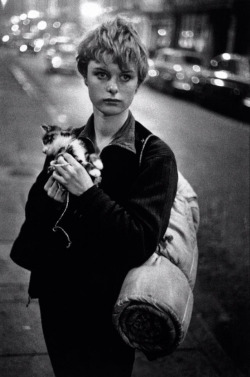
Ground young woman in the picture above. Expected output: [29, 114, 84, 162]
[11, 16, 178, 377]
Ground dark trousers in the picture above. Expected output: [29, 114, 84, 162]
[39, 296, 135, 377]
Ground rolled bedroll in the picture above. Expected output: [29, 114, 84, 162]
[113, 172, 199, 359]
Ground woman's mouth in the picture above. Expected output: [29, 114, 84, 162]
[103, 99, 121, 104]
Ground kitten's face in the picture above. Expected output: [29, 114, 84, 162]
[41, 125, 71, 155]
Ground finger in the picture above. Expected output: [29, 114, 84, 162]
[52, 170, 67, 185]
[54, 186, 67, 203]
[53, 164, 71, 178]
[63, 153, 80, 166]
[46, 180, 59, 198]
[44, 175, 55, 191]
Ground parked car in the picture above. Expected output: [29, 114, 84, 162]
[44, 36, 77, 74]
[192, 53, 250, 113]
[146, 48, 205, 95]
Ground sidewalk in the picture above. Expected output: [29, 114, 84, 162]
[0, 49, 246, 377]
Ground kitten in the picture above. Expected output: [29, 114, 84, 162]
[41, 124, 103, 183]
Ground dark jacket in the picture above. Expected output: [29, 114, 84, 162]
[10, 114, 178, 310]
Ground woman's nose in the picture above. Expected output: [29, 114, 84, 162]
[106, 80, 118, 94]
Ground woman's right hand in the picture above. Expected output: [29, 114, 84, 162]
[44, 175, 67, 203]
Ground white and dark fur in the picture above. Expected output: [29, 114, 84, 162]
[41, 124, 103, 183]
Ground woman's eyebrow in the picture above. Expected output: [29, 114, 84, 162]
[121, 68, 136, 74]
[92, 66, 108, 71]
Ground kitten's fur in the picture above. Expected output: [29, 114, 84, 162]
[41, 124, 103, 182]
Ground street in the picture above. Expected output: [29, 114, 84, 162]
[0, 48, 249, 376]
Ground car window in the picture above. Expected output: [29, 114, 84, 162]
[184, 56, 202, 65]
[212, 59, 238, 74]
[156, 51, 201, 65]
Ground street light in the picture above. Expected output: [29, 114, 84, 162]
[1, 0, 8, 8]
[80, 1, 103, 29]
[80, 2, 103, 18]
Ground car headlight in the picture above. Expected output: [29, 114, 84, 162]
[211, 78, 225, 87]
[192, 76, 200, 84]
[243, 97, 250, 108]
[52, 56, 62, 68]
[20, 44, 28, 52]
[2, 35, 10, 43]
[148, 69, 159, 77]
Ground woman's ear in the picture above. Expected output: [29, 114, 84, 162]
[84, 76, 88, 86]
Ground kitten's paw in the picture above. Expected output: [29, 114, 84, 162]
[89, 154, 103, 170]
[88, 168, 101, 178]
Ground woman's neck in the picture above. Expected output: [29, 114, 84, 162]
[93, 110, 129, 152]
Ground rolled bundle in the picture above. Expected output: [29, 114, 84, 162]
[113, 253, 193, 358]
[113, 172, 199, 359]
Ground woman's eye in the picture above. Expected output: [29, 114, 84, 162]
[120, 74, 131, 82]
[96, 72, 108, 79]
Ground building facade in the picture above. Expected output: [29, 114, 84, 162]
[1, 0, 250, 60]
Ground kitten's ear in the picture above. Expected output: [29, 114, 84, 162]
[41, 124, 50, 133]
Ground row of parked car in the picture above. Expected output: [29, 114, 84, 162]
[146, 48, 250, 116]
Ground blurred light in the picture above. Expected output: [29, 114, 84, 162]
[210, 59, 218, 67]
[215, 71, 229, 79]
[192, 76, 200, 84]
[20, 45, 28, 52]
[147, 59, 154, 67]
[181, 30, 194, 38]
[28, 10, 40, 19]
[158, 29, 167, 36]
[1, 0, 8, 8]
[183, 83, 191, 90]
[80, 2, 103, 18]
[233, 88, 240, 96]
[176, 72, 184, 80]
[20, 13, 27, 20]
[10, 16, 19, 24]
[193, 65, 201, 72]
[11, 24, 19, 32]
[222, 53, 231, 61]
[53, 21, 61, 28]
[46, 48, 56, 56]
[2, 35, 10, 42]
[23, 19, 30, 25]
[52, 56, 62, 68]
[37, 20, 47, 30]
[148, 69, 158, 77]
[211, 78, 224, 87]
[34, 38, 44, 48]
[243, 98, 250, 107]
[30, 25, 38, 33]
[173, 64, 182, 72]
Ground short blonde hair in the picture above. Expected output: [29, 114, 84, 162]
[76, 16, 149, 87]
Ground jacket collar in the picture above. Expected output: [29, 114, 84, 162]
[78, 111, 136, 155]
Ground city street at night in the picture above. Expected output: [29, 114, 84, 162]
[0, 45, 249, 377]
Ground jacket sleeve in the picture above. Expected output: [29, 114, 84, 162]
[58, 138, 178, 269]
[10, 160, 67, 270]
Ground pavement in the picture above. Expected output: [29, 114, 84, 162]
[0, 49, 247, 377]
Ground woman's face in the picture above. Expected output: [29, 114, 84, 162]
[85, 58, 139, 117]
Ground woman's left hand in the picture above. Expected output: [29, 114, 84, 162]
[52, 153, 94, 196]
